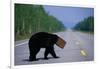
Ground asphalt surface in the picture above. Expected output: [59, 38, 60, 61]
[15, 30, 94, 65]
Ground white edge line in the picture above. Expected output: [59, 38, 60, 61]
[15, 41, 28, 47]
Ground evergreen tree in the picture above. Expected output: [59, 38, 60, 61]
[73, 16, 94, 32]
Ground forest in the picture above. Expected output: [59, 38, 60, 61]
[73, 16, 94, 32]
[15, 4, 66, 41]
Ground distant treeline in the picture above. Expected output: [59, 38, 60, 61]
[73, 16, 94, 32]
[15, 4, 66, 41]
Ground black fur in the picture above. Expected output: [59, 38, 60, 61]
[28, 32, 59, 61]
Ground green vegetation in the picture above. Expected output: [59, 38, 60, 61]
[73, 16, 94, 33]
[15, 4, 66, 41]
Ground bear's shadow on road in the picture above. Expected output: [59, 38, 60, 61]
[23, 57, 60, 62]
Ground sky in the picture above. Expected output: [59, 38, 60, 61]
[43, 5, 94, 28]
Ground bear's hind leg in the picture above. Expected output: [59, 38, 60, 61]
[29, 47, 40, 61]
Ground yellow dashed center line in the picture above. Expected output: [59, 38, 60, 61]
[80, 50, 87, 57]
[75, 41, 87, 57]
[71, 32, 88, 57]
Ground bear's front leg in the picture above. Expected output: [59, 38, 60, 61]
[44, 46, 59, 60]
[44, 47, 50, 60]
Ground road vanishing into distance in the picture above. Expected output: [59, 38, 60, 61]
[15, 30, 94, 65]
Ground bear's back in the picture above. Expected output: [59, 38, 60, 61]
[29, 32, 58, 47]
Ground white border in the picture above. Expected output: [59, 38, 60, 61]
[11, 0, 95, 69]
[13, 0, 95, 8]
[11, 1, 14, 68]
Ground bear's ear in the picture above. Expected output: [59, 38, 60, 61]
[56, 37, 66, 49]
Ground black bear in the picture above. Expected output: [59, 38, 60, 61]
[28, 32, 59, 61]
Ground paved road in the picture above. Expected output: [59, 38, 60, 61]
[15, 30, 94, 65]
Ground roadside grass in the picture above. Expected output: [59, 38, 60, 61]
[15, 34, 31, 41]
